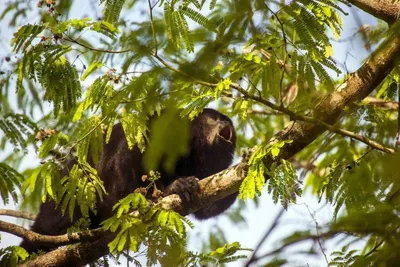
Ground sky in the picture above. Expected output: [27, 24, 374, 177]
[0, 1, 380, 266]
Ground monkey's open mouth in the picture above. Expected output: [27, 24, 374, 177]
[219, 125, 233, 143]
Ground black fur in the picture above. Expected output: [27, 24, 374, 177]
[20, 108, 237, 253]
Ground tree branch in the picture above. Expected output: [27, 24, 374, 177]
[365, 96, 399, 110]
[0, 220, 104, 247]
[19, 233, 115, 267]
[19, 21, 400, 266]
[248, 230, 340, 265]
[245, 208, 285, 267]
[348, 0, 400, 24]
[0, 209, 36, 220]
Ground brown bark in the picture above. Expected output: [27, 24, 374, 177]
[0, 209, 36, 220]
[16, 1, 400, 265]
[19, 234, 115, 267]
[365, 96, 399, 110]
[0, 220, 104, 247]
[19, 22, 400, 267]
[348, 0, 400, 24]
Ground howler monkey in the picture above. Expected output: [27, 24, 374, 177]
[20, 108, 237, 253]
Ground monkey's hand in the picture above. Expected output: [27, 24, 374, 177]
[163, 176, 201, 204]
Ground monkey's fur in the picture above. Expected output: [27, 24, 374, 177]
[20, 108, 237, 253]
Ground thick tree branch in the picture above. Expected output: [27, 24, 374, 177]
[348, 0, 400, 24]
[270, 26, 400, 162]
[19, 234, 115, 267]
[157, 163, 248, 216]
[0, 220, 104, 247]
[20, 23, 400, 266]
[155, 54, 395, 153]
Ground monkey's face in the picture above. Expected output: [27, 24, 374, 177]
[191, 108, 236, 149]
[203, 117, 234, 145]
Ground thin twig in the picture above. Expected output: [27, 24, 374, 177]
[71, 115, 109, 150]
[364, 96, 399, 110]
[148, 0, 158, 56]
[249, 231, 340, 265]
[263, 2, 288, 106]
[62, 25, 396, 155]
[364, 240, 384, 258]
[63, 37, 132, 54]
[152, 53, 396, 154]
[245, 208, 285, 267]
[304, 204, 329, 264]
[230, 82, 396, 154]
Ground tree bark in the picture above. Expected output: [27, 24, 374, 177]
[348, 0, 400, 24]
[19, 234, 114, 267]
[17, 2, 400, 266]
[19, 21, 400, 267]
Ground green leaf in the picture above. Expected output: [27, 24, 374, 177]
[81, 61, 104, 81]
[120, 111, 148, 152]
[38, 134, 59, 158]
[102, 0, 126, 25]
[144, 109, 189, 172]
[0, 163, 23, 204]
[11, 24, 46, 53]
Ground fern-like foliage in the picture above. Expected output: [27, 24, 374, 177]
[239, 145, 267, 200]
[144, 109, 190, 172]
[206, 242, 250, 264]
[281, 0, 343, 90]
[261, 54, 281, 100]
[102, 192, 193, 265]
[163, 0, 216, 52]
[75, 116, 104, 164]
[38, 55, 82, 116]
[14, 43, 82, 116]
[0, 113, 38, 152]
[73, 76, 114, 122]
[120, 110, 149, 153]
[4, 0, 400, 265]
[317, 160, 343, 204]
[37, 132, 69, 159]
[11, 18, 120, 117]
[101, 0, 126, 25]
[267, 159, 302, 209]
[91, 20, 119, 39]
[0, 163, 23, 204]
[22, 161, 61, 202]
[0, 246, 29, 267]
[209, 0, 217, 10]
[59, 161, 105, 220]
[329, 244, 359, 266]
[21, 126, 104, 219]
[178, 86, 214, 119]
[240, 140, 297, 203]
[184, 242, 251, 266]
[180, 6, 217, 32]
[11, 24, 46, 53]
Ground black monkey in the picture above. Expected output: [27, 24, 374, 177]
[20, 108, 237, 253]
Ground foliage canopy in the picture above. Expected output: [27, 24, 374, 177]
[1, 0, 400, 266]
